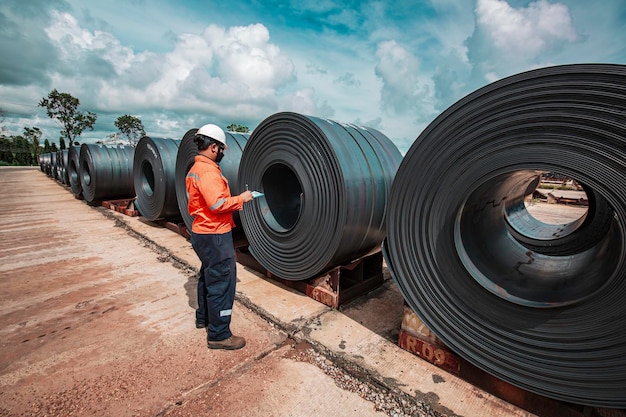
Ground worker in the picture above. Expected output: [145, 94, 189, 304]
[186, 123, 253, 350]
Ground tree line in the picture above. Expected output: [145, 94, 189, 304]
[0, 89, 250, 166]
[0, 89, 145, 166]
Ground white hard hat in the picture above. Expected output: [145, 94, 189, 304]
[197, 124, 226, 146]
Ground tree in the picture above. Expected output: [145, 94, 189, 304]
[23, 127, 42, 161]
[0, 137, 11, 164]
[226, 123, 250, 133]
[39, 89, 97, 147]
[12, 135, 32, 165]
[114, 115, 145, 146]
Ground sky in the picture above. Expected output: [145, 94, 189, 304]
[0, 0, 624, 154]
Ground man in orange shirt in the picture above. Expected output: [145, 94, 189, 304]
[186, 124, 253, 350]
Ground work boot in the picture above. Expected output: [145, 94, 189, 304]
[207, 335, 246, 350]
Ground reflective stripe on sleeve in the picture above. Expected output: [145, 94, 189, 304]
[210, 198, 226, 211]
[220, 309, 232, 317]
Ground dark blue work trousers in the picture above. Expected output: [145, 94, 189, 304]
[191, 231, 237, 341]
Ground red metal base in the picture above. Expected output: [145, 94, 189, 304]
[102, 198, 139, 216]
[398, 306, 625, 417]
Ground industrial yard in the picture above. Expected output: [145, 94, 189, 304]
[0, 166, 618, 417]
[0, 166, 534, 417]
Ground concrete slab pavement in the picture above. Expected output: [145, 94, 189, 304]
[0, 167, 537, 417]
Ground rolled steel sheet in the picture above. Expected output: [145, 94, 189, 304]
[79, 143, 135, 204]
[68, 145, 82, 197]
[133, 136, 181, 221]
[50, 151, 58, 180]
[174, 128, 248, 232]
[384, 64, 626, 407]
[40, 153, 51, 175]
[238, 112, 402, 281]
[58, 149, 69, 185]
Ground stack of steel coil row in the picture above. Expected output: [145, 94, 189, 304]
[31, 63, 625, 408]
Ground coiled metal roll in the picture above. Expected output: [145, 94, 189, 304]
[68, 145, 82, 197]
[133, 136, 181, 221]
[238, 112, 402, 280]
[79, 144, 135, 204]
[50, 151, 58, 180]
[58, 149, 69, 185]
[40, 153, 51, 175]
[174, 128, 248, 232]
[384, 64, 626, 407]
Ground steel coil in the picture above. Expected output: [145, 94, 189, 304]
[68, 145, 82, 197]
[384, 64, 626, 407]
[174, 128, 248, 232]
[238, 112, 402, 281]
[58, 149, 69, 185]
[79, 143, 135, 204]
[40, 153, 51, 175]
[50, 151, 58, 180]
[133, 136, 181, 221]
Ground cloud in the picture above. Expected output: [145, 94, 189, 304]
[480, 0, 578, 53]
[280, 88, 335, 118]
[467, 0, 581, 83]
[0, 2, 60, 86]
[374, 40, 435, 120]
[40, 12, 297, 123]
[333, 72, 361, 88]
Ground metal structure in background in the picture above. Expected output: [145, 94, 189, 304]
[238, 112, 402, 281]
[67, 145, 82, 197]
[133, 136, 181, 221]
[174, 128, 248, 233]
[384, 64, 626, 407]
[79, 143, 135, 204]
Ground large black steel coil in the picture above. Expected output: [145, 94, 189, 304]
[383, 64, 626, 407]
[50, 151, 58, 180]
[133, 136, 181, 221]
[67, 145, 82, 197]
[79, 144, 135, 204]
[40, 153, 51, 175]
[174, 128, 248, 232]
[58, 149, 69, 185]
[238, 112, 402, 281]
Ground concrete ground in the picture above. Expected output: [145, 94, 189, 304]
[0, 167, 539, 417]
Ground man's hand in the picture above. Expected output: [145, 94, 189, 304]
[240, 190, 253, 203]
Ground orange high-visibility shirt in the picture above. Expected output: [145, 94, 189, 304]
[186, 155, 244, 234]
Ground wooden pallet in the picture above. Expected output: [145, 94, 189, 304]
[148, 219, 192, 240]
[399, 306, 624, 417]
[102, 198, 139, 216]
[235, 247, 384, 308]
